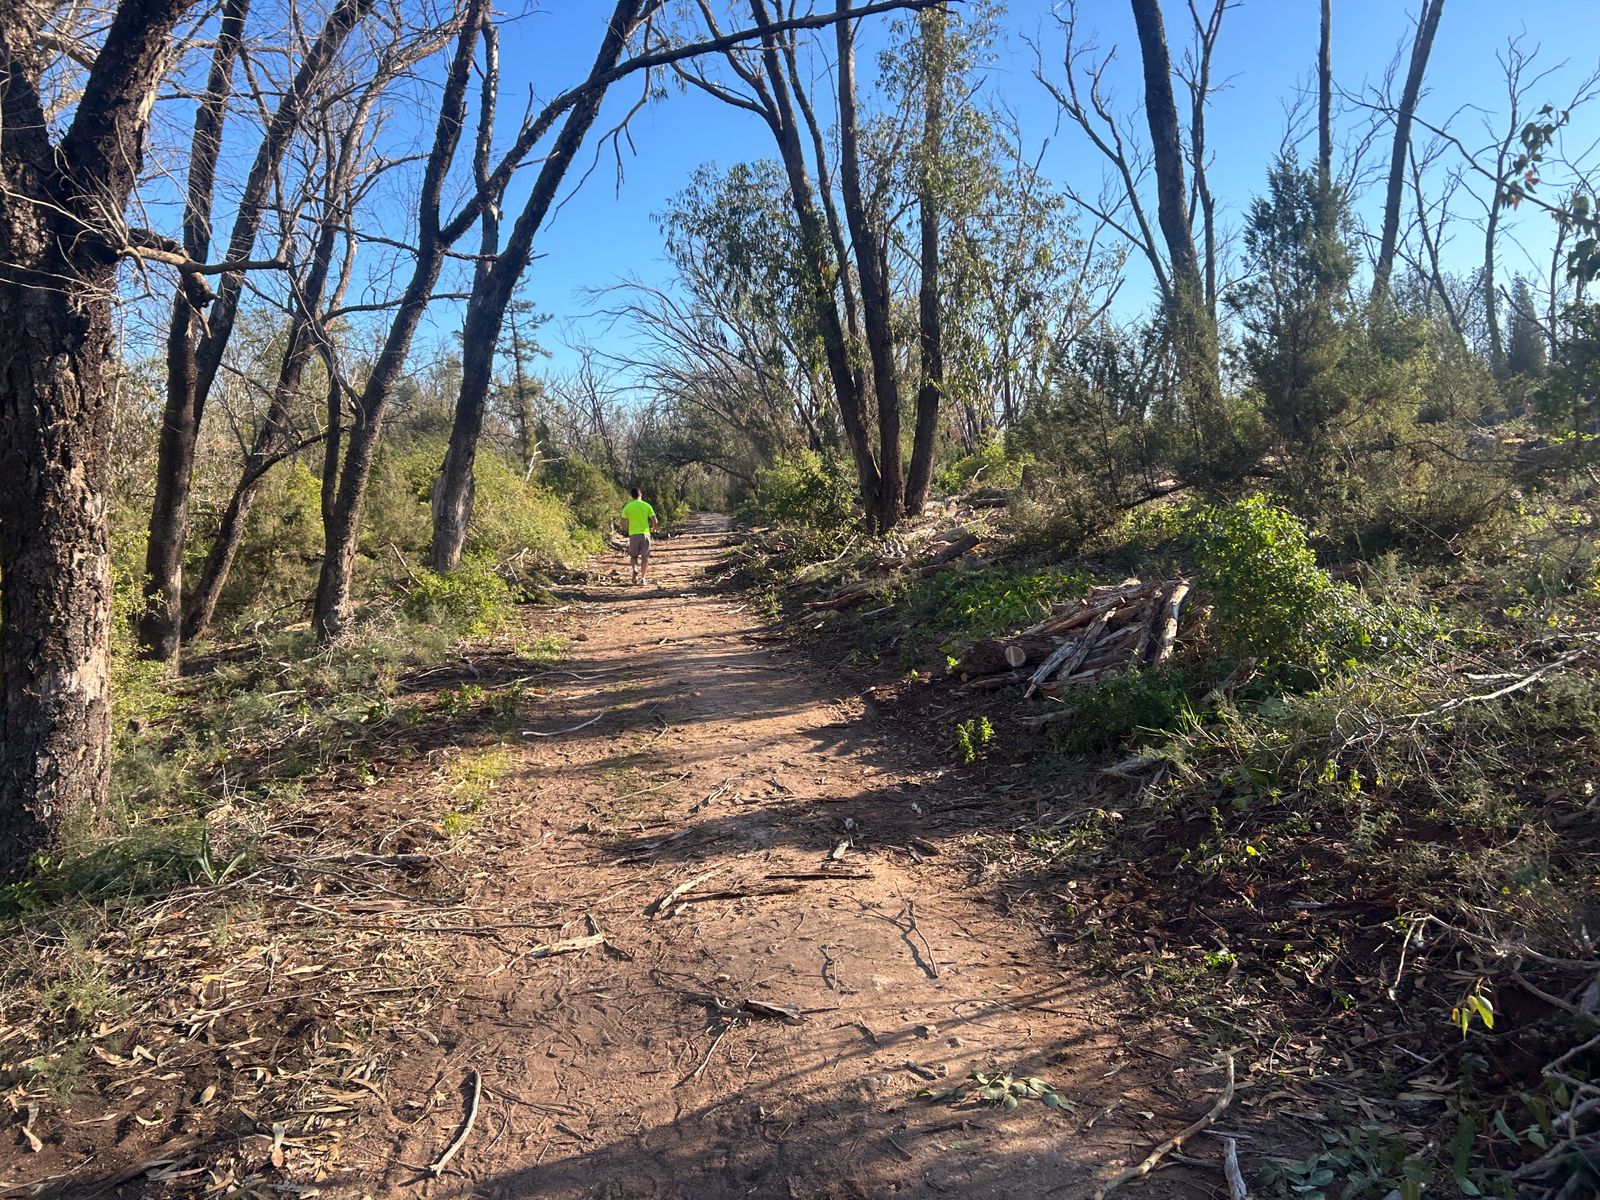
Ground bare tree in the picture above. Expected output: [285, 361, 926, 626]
[140, 0, 378, 662]
[431, 0, 650, 574]
[1371, 0, 1445, 309]
[182, 33, 430, 640]
[1, 0, 202, 875]
[1128, 0, 1223, 452]
[904, 4, 948, 517]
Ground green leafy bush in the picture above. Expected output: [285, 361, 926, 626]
[914, 565, 1091, 647]
[1046, 669, 1203, 753]
[744, 451, 859, 543]
[543, 453, 628, 536]
[1191, 496, 1431, 674]
[402, 557, 513, 636]
[934, 437, 1030, 494]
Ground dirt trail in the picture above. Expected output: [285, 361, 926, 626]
[344, 516, 1190, 1200]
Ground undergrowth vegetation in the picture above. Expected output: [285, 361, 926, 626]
[734, 407, 1600, 1196]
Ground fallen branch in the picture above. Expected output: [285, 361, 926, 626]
[522, 710, 609, 738]
[528, 933, 606, 959]
[1222, 1135, 1249, 1200]
[427, 1068, 483, 1177]
[1088, 1055, 1236, 1200]
[645, 866, 726, 917]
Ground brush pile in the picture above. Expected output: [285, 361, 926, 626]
[801, 526, 983, 611]
[957, 578, 1201, 698]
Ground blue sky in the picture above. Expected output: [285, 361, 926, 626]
[474, 0, 1600, 376]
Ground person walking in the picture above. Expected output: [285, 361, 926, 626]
[620, 487, 659, 586]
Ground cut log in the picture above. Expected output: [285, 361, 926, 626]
[1025, 608, 1113, 699]
[1147, 581, 1193, 666]
[1129, 594, 1163, 663]
[1020, 638, 1082, 696]
[964, 668, 1029, 692]
[804, 585, 876, 612]
[1020, 581, 1159, 638]
[916, 532, 981, 575]
[958, 634, 1061, 678]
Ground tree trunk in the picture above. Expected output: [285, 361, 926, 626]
[0, 0, 197, 876]
[836, 1, 903, 531]
[137, 0, 251, 661]
[1129, 0, 1222, 449]
[432, 2, 644, 574]
[314, 0, 488, 639]
[903, 6, 946, 518]
[1318, 0, 1333, 197]
[748, 0, 882, 522]
[140, 0, 373, 661]
[1372, 0, 1445, 309]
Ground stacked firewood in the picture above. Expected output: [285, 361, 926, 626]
[958, 579, 1198, 697]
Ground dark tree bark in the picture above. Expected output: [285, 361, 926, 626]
[1129, 0, 1221, 440]
[903, 5, 946, 518]
[140, 0, 375, 662]
[431, 2, 646, 574]
[137, 0, 251, 661]
[1318, 0, 1333, 197]
[0, 0, 198, 876]
[835, 1, 905, 531]
[1371, 0, 1445, 309]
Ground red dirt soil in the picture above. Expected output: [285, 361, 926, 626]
[314, 516, 1208, 1200]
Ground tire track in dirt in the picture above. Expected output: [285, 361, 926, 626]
[338, 515, 1195, 1200]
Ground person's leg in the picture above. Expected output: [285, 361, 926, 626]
[639, 538, 651, 584]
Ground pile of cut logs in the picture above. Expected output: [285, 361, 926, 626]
[958, 579, 1197, 698]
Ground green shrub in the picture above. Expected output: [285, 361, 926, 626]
[402, 557, 513, 636]
[912, 565, 1091, 652]
[954, 716, 994, 764]
[934, 437, 1030, 494]
[744, 451, 859, 542]
[1046, 668, 1203, 753]
[544, 453, 627, 535]
[1191, 496, 1430, 674]
[1000, 475, 1121, 557]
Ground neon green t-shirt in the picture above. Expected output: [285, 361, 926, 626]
[622, 498, 655, 536]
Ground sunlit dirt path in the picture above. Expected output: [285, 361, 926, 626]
[334, 515, 1195, 1200]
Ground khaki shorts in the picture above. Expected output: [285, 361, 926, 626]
[628, 533, 651, 562]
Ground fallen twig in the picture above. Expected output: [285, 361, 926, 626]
[427, 1068, 482, 1177]
[1222, 1135, 1249, 1200]
[645, 866, 726, 917]
[1086, 1055, 1236, 1200]
[522, 710, 609, 738]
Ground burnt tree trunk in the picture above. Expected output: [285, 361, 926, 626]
[903, 5, 946, 518]
[1372, 0, 1445, 309]
[0, 0, 197, 876]
[137, 0, 251, 661]
[1129, 0, 1222, 450]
